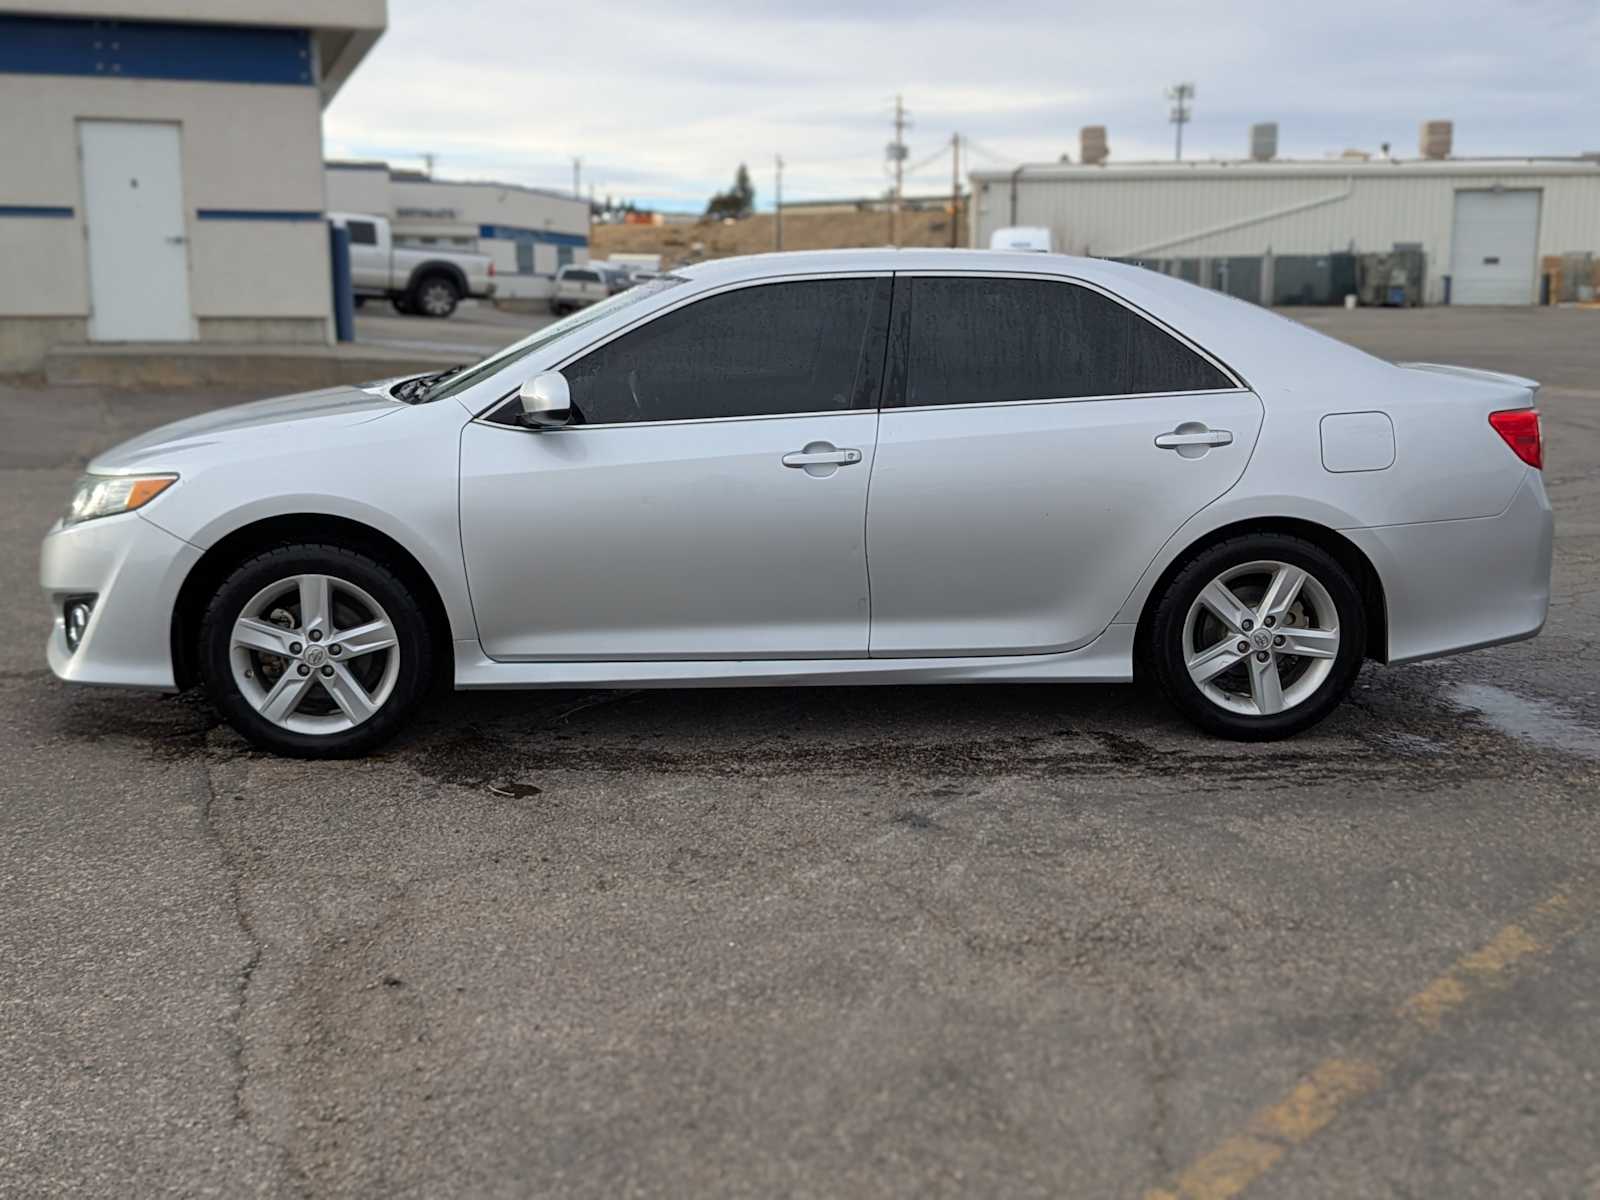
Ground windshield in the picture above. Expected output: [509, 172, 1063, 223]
[421, 275, 686, 404]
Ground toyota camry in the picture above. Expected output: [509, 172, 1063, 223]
[41, 249, 1552, 756]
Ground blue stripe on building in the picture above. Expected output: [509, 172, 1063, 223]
[0, 205, 74, 218]
[0, 14, 313, 86]
[479, 224, 589, 248]
[196, 209, 324, 222]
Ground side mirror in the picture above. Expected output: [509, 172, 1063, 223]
[517, 371, 571, 430]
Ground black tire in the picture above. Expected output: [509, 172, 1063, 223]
[410, 273, 459, 318]
[549, 301, 569, 316]
[1146, 534, 1366, 741]
[198, 544, 435, 758]
[391, 296, 412, 315]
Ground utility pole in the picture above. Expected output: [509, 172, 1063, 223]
[949, 133, 961, 248]
[887, 94, 909, 246]
[572, 156, 582, 198]
[420, 152, 436, 178]
[1167, 82, 1195, 161]
[774, 154, 784, 251]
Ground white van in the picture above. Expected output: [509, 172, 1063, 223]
[988, 226, 1054, 253]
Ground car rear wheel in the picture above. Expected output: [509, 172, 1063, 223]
[198, 544, 434, 757]
[411, 274, 459, 318]
[1147, 534, 1365, 740]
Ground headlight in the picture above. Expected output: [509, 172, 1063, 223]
[64, 474, 177, 526]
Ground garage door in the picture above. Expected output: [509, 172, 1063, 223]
[1450, 190, 1540, 305]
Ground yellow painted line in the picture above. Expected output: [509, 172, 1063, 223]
[1144, 883, 1595, 1200]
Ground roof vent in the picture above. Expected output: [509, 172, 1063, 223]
[1080, 125, 1109, 166]
[1420, 120, 1453, 159]
[1249, 122, 1278, 161]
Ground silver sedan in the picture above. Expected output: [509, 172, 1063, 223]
[41, 250, 1553, 756]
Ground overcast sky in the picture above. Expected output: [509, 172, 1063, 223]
[323, 0, 1599, 211]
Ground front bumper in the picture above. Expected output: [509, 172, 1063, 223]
[1345, 469, 1554, 665]
[41, 512, 201, 690]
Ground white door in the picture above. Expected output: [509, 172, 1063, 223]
[1450, 190, 1540, 306]
[866, 274, 1264, 657]
[459, 276, 890, 661]
[80, 121, 192, 341]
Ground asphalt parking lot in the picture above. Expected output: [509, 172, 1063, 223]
[3, 306, 1598, 1198]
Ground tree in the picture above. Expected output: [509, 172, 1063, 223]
[705, 163, 755, 218]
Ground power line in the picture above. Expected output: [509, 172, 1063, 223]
[963, 137, 1016, 167]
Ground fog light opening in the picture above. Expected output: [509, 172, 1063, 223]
[64, 597, 95, 653]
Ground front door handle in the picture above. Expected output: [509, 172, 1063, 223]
[782, 447, 862, 467]
[1155, 429, 1233, 449]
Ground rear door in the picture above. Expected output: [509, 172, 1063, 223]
[866, 273, 1264, 657]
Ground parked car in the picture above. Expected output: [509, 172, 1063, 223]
[42, 249, 1551, 757]
[329, 212, 495, 318]
[549, 263, 611, 314]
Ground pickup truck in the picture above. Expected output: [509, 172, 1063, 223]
[329, 212, 495, 318]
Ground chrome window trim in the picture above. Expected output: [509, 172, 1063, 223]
[889, 267, 1250, 396]
[886, 386, 1252, 417]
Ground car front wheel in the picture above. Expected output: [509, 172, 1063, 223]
[198, 544, 434, 757]
[1147, 534, 1366, 740]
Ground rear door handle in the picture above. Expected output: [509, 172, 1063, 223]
[1155, 429, 1232, 449]
[782, 447, 862, 467]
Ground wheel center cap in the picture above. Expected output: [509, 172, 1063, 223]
[304, 645, 327, 667]
[1251, 630, 1273, 650]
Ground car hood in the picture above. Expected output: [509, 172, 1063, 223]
[87, 384, 403, 474]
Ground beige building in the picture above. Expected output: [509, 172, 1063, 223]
[0, 1, 386, 370]
[972, 157, 1600, 305]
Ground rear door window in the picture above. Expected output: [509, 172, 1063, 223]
[900, 276, 1232, 407]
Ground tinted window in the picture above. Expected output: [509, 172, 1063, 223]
[347, 220, 377, 246]
[565, 269, 601, 284]
[566, 278, 881, 425]
[903, 277, 1231, 407]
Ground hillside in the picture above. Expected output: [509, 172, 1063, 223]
[591, 206, 968, 268]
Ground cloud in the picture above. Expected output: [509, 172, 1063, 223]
[323, 0, 1598, 211]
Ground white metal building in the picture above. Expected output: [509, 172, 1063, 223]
[0, 1, 386, 370]
[325, 162, 591, 303]
[970, 158, 1600, 305]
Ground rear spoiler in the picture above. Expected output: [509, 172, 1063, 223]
[1397, 362, 1539, 395]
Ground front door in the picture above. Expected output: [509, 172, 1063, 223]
[866, 273, 1264, 657]
[79, 121, 192, 341]
[460, 275, 890, 661]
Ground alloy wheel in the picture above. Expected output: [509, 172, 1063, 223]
[419, 281, 455, 316]
[228, 573, 400, 734]
[1181, 559, 1341, 717]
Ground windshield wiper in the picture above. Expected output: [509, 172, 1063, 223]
[391, 364, 465, 404]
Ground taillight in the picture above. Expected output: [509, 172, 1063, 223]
[487, 261, 495, 277]
[1489, 409, 1542, 469]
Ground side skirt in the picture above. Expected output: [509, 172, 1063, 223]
[452, 625, 1136, 690]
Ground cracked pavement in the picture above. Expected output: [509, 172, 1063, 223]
[2, 307, 1599, 1197]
